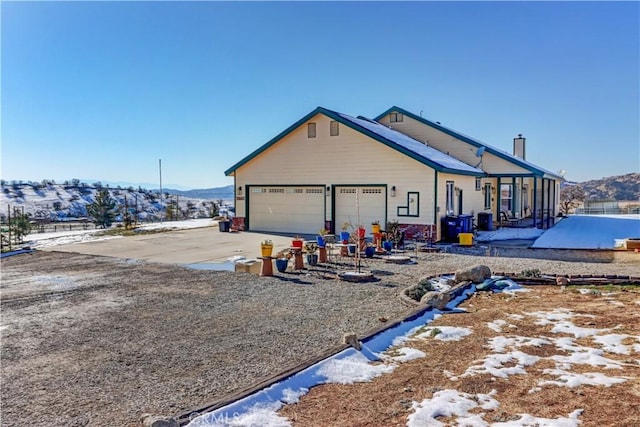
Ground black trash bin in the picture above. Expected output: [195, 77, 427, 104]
[477, 212, 493, 231]
[441, 216, 461, 242]
[219, 220, 231, 232]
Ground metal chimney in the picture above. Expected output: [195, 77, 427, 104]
[513, 134, 526, 159]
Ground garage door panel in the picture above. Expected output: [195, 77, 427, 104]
[249, 187, 325, 234]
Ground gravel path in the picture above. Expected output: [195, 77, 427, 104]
[0, 248, 637, 426]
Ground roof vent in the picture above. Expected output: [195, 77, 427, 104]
[513, 134, 526, 159]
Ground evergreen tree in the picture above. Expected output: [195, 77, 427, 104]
[87, 189, 116, 228]
[9, 207, 32, 243]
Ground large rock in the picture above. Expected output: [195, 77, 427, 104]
[454, 264, 492, 284]
[420, 291, 451, 310]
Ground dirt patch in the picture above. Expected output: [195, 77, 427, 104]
[1, 247, 638, 426]
[279, 285, 640, 426]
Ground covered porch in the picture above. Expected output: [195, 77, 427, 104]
[491, 174, 560, 230]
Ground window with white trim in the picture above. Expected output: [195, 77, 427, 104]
[475, 177, 481, 191]
[484, 183, 491, 209]
[446, 181, 454, 215]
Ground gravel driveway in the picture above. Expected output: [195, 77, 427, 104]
[1, 247, 637, 426]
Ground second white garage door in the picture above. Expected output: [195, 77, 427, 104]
[248, 186, 325, 235]
[335, 186, 386, 233]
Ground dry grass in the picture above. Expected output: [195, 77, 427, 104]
[279, 285, 640, 426]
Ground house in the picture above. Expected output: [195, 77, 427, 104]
[224, 106, 562, 240]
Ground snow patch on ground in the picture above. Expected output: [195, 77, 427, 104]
[26, 218, 217, 248]
[407, 389, 499, 427]
[317, 352, 396, 384]
[382, 347, 426, 363]
[413, 326, 472, 342]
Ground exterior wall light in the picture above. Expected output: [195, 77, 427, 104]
[390, 185, 396, 197]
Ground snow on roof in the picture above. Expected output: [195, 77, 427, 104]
[334, 111, 484, 175]
[377, 106, 563, 179]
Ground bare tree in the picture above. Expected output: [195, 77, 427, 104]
[559, 185, 585, 215]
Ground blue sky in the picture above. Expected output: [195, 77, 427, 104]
[2, 1, 638, 189]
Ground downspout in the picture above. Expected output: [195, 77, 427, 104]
[433, 171, 439, 240]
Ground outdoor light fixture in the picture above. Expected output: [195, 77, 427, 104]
[326, 186, 331, 192]
[238, 186, 242, 193]
[390, 186, 396, 197]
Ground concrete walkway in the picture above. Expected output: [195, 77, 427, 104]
[42, 227, 298, 264]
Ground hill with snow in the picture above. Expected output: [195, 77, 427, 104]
[0, 181, 228, 223]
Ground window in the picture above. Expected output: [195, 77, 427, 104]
[484, 183, 492, 209]
[330, 121, 339, 136]
[307, 122, 316, 138]
[445, 181, 454, 215]
[397, 191, 419, 217]
[475, 177, 481, 191]
[390, 112, 404, 123]
[500, 184, 513, 214]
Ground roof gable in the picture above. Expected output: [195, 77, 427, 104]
[225, 106, 484, 176]
[374, 106, 562, 179]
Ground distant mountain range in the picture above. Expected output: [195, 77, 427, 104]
[159, 185, 234, 200]
[569, 173, 639, 201]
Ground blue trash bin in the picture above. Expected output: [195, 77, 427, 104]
[219, 220, 231, 232]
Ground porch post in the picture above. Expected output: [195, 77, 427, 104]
[546, 178, 552, 229]
[511, 176, 517, 218]
[532, 178, 538, 228]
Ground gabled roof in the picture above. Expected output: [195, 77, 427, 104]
[225, 106, 484, 177]
[374, 106, 563, 179]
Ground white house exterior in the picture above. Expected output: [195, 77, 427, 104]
[225, 106, 562, 240]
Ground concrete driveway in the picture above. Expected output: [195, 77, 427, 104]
[42, 226, 298, 265]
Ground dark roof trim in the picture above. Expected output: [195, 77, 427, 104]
[374, 106, 562, 179]
[226, 106, 484, 177]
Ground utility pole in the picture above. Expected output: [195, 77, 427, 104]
[159, 158, 163, 223]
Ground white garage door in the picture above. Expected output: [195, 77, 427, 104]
[335, 187, 386, 234]
[249, 186, 325, 234]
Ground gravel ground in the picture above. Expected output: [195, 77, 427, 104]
[0, 247, 638, 426]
